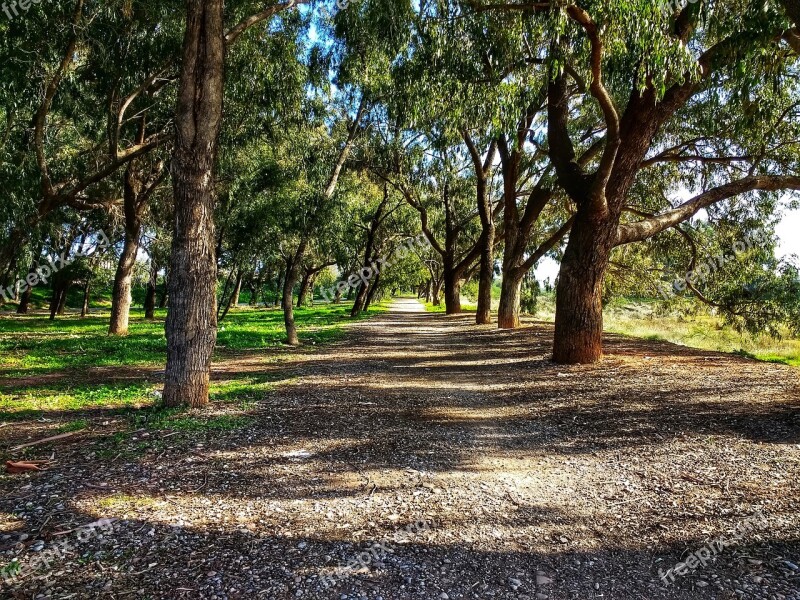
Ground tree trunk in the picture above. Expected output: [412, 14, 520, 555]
[497, 272, 522, 329]
[158, 270, 169, 308]
[81, 280, 90, 317]
[57, 285, 68, 315]
[18, 284, 33, 314]
[163, 0, 224, 409]
[230, 270, 242, 308]
[431, 279, 442, 305]
[109, 223, 141, 335]
[552, 213, 615, 364]
[351, 284, 368, 316]
[443, 267, 461, 314]
[49, 286, 62, 320]
[363, 272, 381, 311]
[476, 225, 495, 325]
[283, 240, 307, 346]
[296, 269, 312, 308]
[144, 259, 158, 320]
[220, 269, 242, 321]
[334, 287, 342, 303]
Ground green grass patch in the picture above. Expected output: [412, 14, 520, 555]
[423, 301, 476, 313]
[56, 418, 88, 433]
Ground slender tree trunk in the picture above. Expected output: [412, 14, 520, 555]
[144, 259, 158, 320]
[81, 280, 90, 317]
[334, 287, 342, 303]
[363, 272, 381, 311]
[476, 226, 495, 324]
[283, 239, 308, 346]
[220, 269, 242, 321]
[49, 286, 61, 320]
[230, 270, 242, 308]
[552, 212, 615, 364]
[158, 267, 169, 308]
[163, 0, 224, 408]
[18, 284, 33, 314]
[431, 279, 442, 305]
[57, 285, 69, 315]
[109, 224, 141, 335]
[296, 269, 312, 308]
[351, 284, 368, 316]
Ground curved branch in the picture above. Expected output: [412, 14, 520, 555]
[224, 0, 309, 45]
[616, 175, 800, 246]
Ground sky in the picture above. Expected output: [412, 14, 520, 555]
[535, 205, 800, 284]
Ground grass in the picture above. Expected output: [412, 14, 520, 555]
[424, 300, 477, 312]
[0, 302, 389, 377]
[0, 300, 391, 426]
[527, 292, 800, 368]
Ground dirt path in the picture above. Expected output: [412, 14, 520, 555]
[1, 299, 799, 600]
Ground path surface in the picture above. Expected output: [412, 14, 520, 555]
[2, 299, 799, 600]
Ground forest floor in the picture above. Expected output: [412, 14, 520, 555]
[1, 298, 799, 600]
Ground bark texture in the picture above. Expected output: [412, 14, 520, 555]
[163, 0, 224, 408]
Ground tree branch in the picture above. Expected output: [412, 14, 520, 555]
[616, 175, 800, 245]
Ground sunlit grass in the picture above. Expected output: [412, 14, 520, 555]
[0, 301, 391, 424]
[0, 302, 390, 377]
[527, 293, 800, 368]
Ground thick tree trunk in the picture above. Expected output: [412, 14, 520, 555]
[283, 240, 307, 346]
[443, 267, 461, 314]
[497, 272, 522, 329]
[109, 225, 140, 335]
[163, 0, 224, 409]
[80, 280, 90, 317]
[144, 259, 158, 320]
[476, 226, 495, 325]
[552, 213, 615, 364]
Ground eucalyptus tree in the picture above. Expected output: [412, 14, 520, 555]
[163, 0, 323, 408]
[463, 0, 800, 363]
[0, 0, 180, 278]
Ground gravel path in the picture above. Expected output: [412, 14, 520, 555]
[1, 298, 799, 600]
